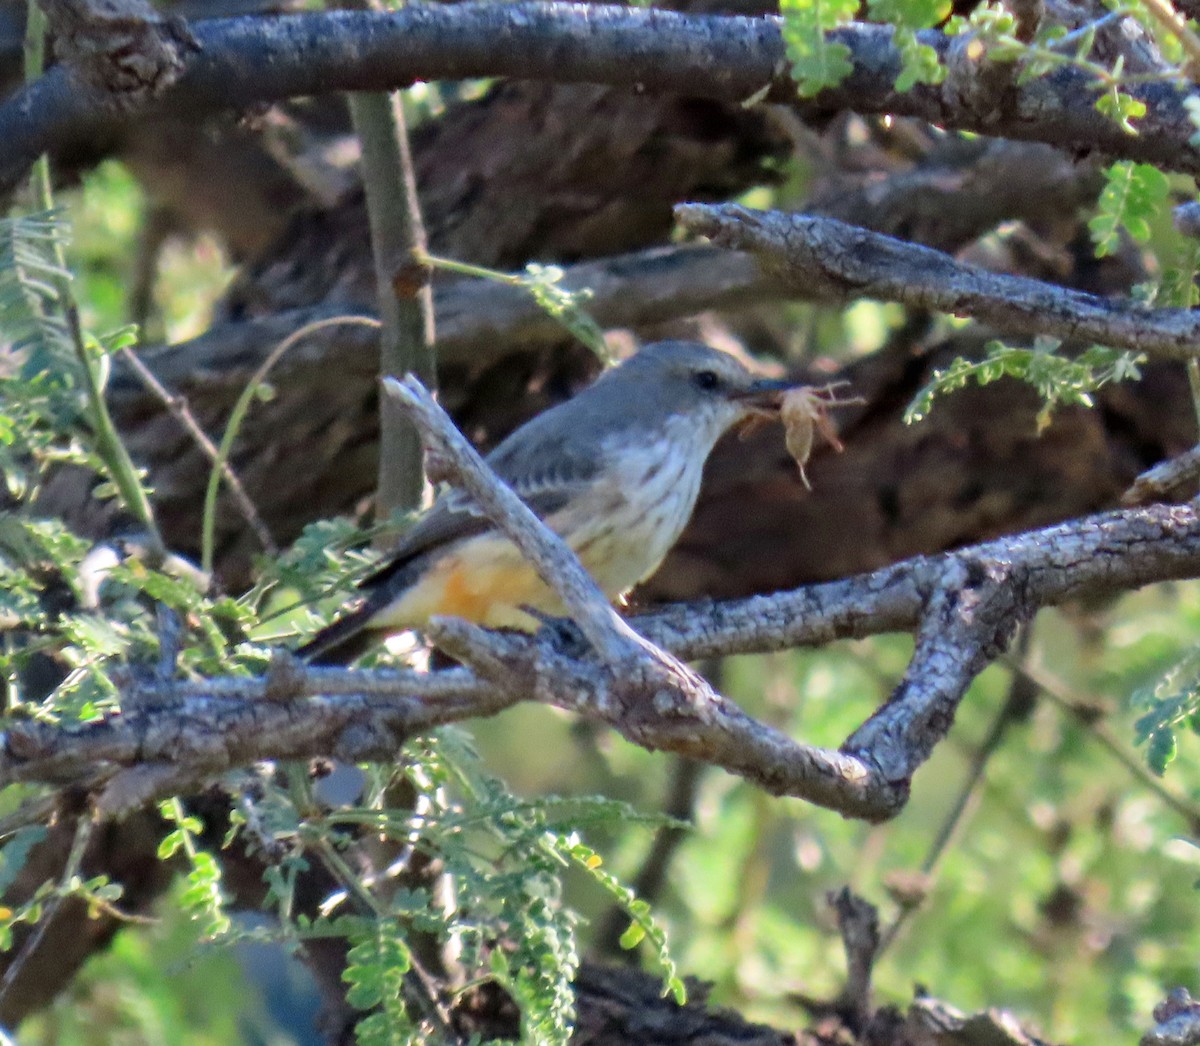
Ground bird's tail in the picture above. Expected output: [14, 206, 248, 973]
[295, 608, 382, 666]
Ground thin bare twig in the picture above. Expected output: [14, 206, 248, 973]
[118, 344, 277, 555]
[1012, 660, 1200, 833]
[200, 313, 380, 574]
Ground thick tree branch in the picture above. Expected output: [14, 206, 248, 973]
[117, 245, 779, 399]
[17, 365, 1200, 820]
[2, 3, 1198, 196]
[677, 203, 1200, 362]
[39, 0, 198, 99]
[4, 491, 1200, 824]
[130, 132, 1101, 398]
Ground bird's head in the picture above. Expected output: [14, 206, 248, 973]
[597, 341, 799, 446]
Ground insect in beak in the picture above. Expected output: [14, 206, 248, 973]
[733, 381, 865, 491]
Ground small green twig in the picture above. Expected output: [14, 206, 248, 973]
[201, 314, 380, 575]
[314, 836, 458, 1040]
[416, 250, 525, 285]
[23, 0, 162, 555]
[348, 87, 436, 525]
[417, 247, 610, 360]
[1138, 0, 1200, 74]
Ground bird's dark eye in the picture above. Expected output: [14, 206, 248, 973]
[693, 369, 721, 392]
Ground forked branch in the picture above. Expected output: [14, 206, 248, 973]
[4, 378, 1200, 822]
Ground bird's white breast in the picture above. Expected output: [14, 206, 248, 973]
[560, 426, 710, 598]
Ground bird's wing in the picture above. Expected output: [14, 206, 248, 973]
[297, 401, 607, 664]
[356, 419, 604, 592]
[299, 478, 592, 664]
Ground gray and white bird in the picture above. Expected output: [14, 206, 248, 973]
[299, 341, 798, 664]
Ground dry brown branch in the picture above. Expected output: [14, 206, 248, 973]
[3, 3, 1200, 196]
[676, 203, 1200, 362]
[115, 345, 277, 554]
[40, 0, 198, 99]
[5, 377, 1200, 823]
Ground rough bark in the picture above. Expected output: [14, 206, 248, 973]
[4, 4, 1200, 194]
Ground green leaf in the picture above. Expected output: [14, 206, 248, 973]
[0, 825, 48, 895]
[1147, 728, 1178, 776]
[344, 924, 412, 1010]
[780, 0, 858, 96]
[556, 837, 684, 1005]
[867, 0, 949, 89]
[1095, 89, 1148, 136]
[893, 28, 947, 89]
[905, 340, 1144, 424]
[1131, 646, 1200, 776]
[619, 921, 647, 949]
[522, 264, 610, 361]
[869, 0, 951, 28]
[1088, 162, 1168, 256]
[157, 829, 185, 860]
[0, 212, 76, 376]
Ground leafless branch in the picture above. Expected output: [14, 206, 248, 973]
[116, 345, 277, 554]
[126, 135, 1102, 401]
[382, 375, 693, 671]
[676, 203, 1200, 363]
[3, 3, 1199, 196]
[112, 246, 779, 401]
[1123, 444, 1200, 505]
[4, 379, 1200, 822]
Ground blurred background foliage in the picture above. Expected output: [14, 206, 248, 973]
[12, 97, 1200, 1043]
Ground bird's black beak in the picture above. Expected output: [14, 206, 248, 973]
[732, 377, 800, 414]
